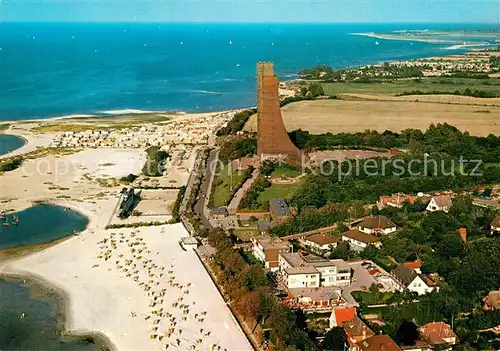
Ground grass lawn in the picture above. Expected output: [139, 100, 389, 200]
[211, 164, 248, 208]
[271, 166, 303, 178]
[321, 77, 500, 96]
[373, 256, 398, 272]
[352, 291, 395, 306]
[234, 228, 261, 241]
[257, 182, 302, 203]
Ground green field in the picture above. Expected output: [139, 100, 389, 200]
[210, 164, 249, 208]
[271, 166, 303, 178]
[322, 77, 500, 96]
[234, 228, 261, 241]
[257, 182, 302, 203]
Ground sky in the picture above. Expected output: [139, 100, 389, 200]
[1, 0, 499, 23]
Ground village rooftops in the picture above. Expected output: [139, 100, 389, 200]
[343, 315, 375, 340]
[285, 266, 320, 275]
[330, 307, 357, 327]
[492, 216, 500, 228]
[392, 263, 419, 287]
[484, 289, 500, 310]
[403, 261, 422, 270]
[420, 322, 457, 345]
[342, 230, 380, 244]
[359, 215, 396, 230]
[254, 236, 290, 251]
[304, 232, 339, 246]
[288, 286, 343, 302]
[359, 335, 402, 351]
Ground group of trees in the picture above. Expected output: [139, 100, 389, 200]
[216, 109, 257, 137]
[170, 185, 186, 223]
[0, 157, 23, 172]
[269, 203, 366, 237]
[238, 175, 271, 211]
[397, 89, 500, 98]
[218, 137, 257, 163]
[142, 146, 169, 176]
[206, 229, 318, 351]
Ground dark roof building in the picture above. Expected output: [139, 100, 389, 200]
[359, 215, 397, 234]
[269, 198, 291, 221]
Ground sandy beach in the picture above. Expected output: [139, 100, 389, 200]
[1, 219, 252, 350]
[0, 140, 251, 350]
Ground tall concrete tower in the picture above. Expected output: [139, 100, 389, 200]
[256, 62, 303, 166]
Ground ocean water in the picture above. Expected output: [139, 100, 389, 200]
[0, 278, 106, 351]
[1, 22, 497, 120]
[0, 204, 88, 249]
[0, 134, 26, 156]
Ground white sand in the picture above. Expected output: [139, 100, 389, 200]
[2, 219, 251, 350]
[0, 147, 252, 350]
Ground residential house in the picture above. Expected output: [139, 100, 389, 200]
[299, 233, 339, 254]
[329, 307, 356, 328]
[400, 340, 432, 351]
[286, 286, 345, 312]
[403, 261, 422, 274]
[392, 263, 438, 295]
[420, 322, 457, 348]
[358, 215, 397, 235]
[209, 207, 228, 218]
[278, 252, 351, 289]
[341, 230, 381, 252]
[491, 216, 500, 235]
[343, 315, 375, 350]
[359, 335, 402, 351]
[483, 289, 500, 310]
[251, 236, 291, 271]
[257, 221, 276, 234]
[269, 198, 292, 222]
[426, 195, 453, 213]
[458, 227, 467, 243]
[379, 193, 416, 208]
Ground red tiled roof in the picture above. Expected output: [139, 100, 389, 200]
[404, 261, 422, 270]
[332, 307, 356, 327]
[421, 322, 457, 345]
[359, 335, 402, 351]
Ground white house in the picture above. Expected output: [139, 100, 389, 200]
[299, 233, 339, 254]
[278, 252, 351, 290]
[341, 230, 381, 252]
[358, 215, 397, 235]
[491, 216, 500, 235]
[426, 195, 453, 213]
[392, 263, 438, 295]
[251, 236, 291, 272]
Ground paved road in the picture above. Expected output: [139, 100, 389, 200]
[194, 149, 218, 230]
[227, 168, 259, 214]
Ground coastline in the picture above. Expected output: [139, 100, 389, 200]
[0, 271, 117, 351]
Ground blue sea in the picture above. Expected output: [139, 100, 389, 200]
[0, 22, 498, 120]
[0, 204, 88, 249]
[0, 134, 26, 156]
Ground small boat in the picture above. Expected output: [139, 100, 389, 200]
[236, 63, 241, 67]
[375, 41, 380, 45]
[12, 215, 19, 225]
[229, 40, 233, 45]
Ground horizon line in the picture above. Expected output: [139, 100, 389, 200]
[2, 20, 499, 25]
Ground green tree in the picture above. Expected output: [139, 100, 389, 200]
[321, 327, 347, 351]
